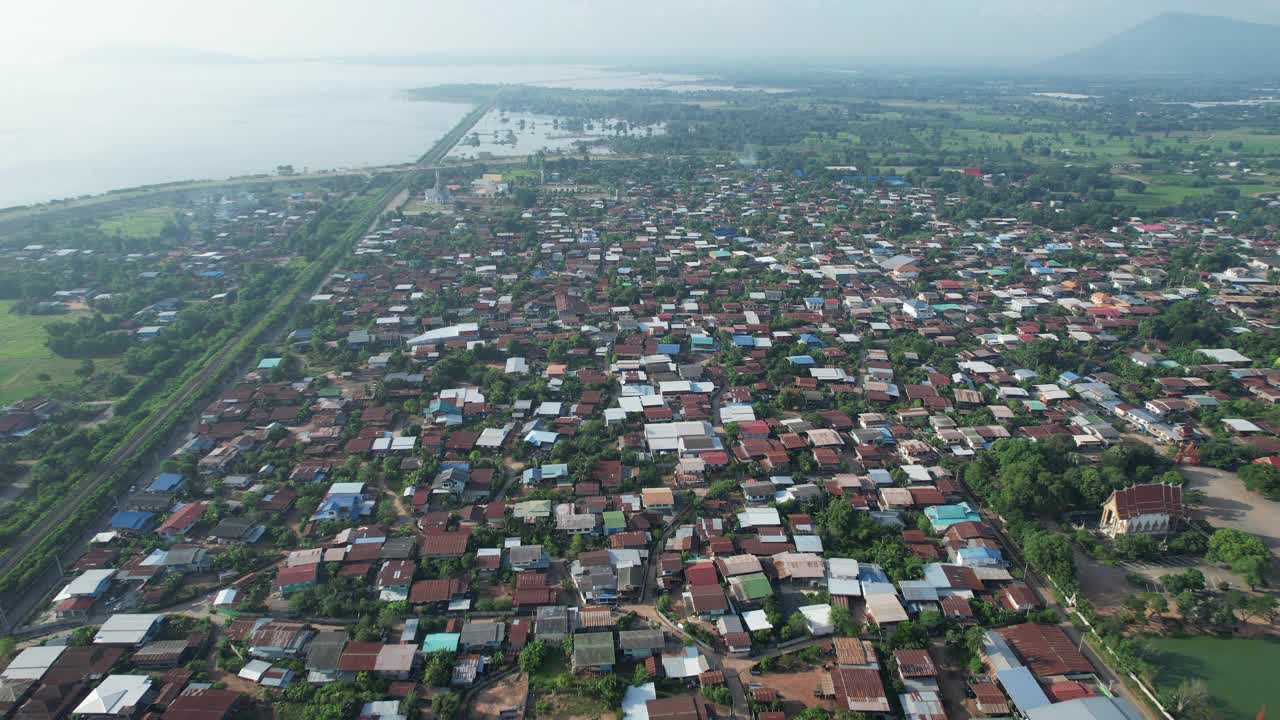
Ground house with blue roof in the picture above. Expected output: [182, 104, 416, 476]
[656, 343, 682, 356]
[731, 335, 756, 348]
[110, 511, 156, 533]
[997, 667, 1051, 712]
[925, 502, 981, 532]
[957, 546, 1004, 568]
[798, 334, 827, 347]
[147, 472, 185, 493]
[312, 495, 362, 522]
[786, 355, 816, 366]
[524, 430, 559, 448]
[856, 563, 891, 584]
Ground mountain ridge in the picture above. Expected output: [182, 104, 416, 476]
[1050, 12, 1280, 76]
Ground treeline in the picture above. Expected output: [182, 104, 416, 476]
[962, 438, 1178, 521]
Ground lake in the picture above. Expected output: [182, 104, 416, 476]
[0, 62, 718, 208]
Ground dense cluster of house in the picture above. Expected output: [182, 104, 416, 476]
[3, 190, 330, 341]
[11, 160, 1278, 720]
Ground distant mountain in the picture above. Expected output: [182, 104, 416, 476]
[70, 44, 254, 65]
[1051, 12, 1280, 76]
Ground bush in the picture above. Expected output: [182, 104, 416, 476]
[702, 686, 732, 706]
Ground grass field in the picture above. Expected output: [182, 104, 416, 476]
[1149, 636, 1280, 719]
[0, 301, 85, 404]
[98, 207, 177, 239]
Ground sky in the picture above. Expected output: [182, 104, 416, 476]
[4, 0, 1280, 67]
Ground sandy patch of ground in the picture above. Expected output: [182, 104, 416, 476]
[472, 672, 529, 720]
[747, 668, 835, 713]
[1182, 465, 1280, 570]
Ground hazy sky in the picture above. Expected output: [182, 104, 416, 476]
[5, 0, 1280, 66]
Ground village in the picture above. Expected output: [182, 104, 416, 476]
[2, 151, 1280, 720]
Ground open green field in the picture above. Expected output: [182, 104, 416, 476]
[0, 301, 84, 404]
[1149, 636, 1280, 719]
[98, 207, 178, 239]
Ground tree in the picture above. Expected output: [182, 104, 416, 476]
[1234, 555, 1269, 590]
[830, 606, 858, 636]
[519, 640, 546, 674]
[1122, 593, 1149, 620]
[68, 626, 96, 646]
[1171, 678, 1212, 720]
[656, 594, 672, 615]
[1112, 534, 1160, 562]
[423, 652, 452, 687]
[781, 611, 810, 641]
[1244, 593, 1278, 623]
[377, 601, 407, 628]
[431, 691, 462, 720]
[702, 685, 732, 706]
[1144, 592, 1169, 619]
[1160, 568, 1206, 594]
[1238, 463, 1280, 498]
[1197, 438, 1249, 470]
[1207, 529, 1271, 587]
[632, 663, 651, 687]
[1023, 530, 1076, 588]
[0, 637, 14, 661]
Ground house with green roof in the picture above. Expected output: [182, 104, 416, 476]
[924, 502, 981, 532]
[572, 631, 615, 671]
[603, 511, 626, 535]
[728, 572, 774, 606]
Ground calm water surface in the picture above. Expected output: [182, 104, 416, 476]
[0, 62, 711, 207]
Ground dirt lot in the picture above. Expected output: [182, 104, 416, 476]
[1182, 465, 1280, 569]
[1075, 545, 1242, 604]
[471, 672, 529, 720]
[749, 668, 836, 714]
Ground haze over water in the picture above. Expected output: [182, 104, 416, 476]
[0, 61, 698, 208]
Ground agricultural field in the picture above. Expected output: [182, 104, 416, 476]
[1148, 636, 1280, 719]
[98, 206, 180, 239]
[0, 300, 84, 404]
